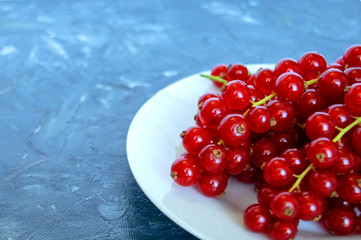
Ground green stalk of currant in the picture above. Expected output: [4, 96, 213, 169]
[288, 116, 361, 193]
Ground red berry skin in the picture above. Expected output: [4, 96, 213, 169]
[338, 173, 361, 204]
[268, 129, 298, 153]
[280, 148, 307, 175]
[352, 126, 361, 155]
[308, 169, 338, 198]
[227, 63, 249, 81]
[257, 185, 279, 208]
[225, 146, 251, 175]
[270, 220, 297, 240]
[246, 73, 256, 85]
[246, 106, 272, 133]
[297, 191, 326, 221]
[254, 68, 276, 95]
[198, 98, 229, 129]
[197, 93, 219, 109]
[325, 104, 352, 128]
[198, 144, 227, 173]
[336, 56, 345, 68]
[267, 100, 296, 131]
[344, 83, 361, 115]
[305, 112, 335, 140]
[235, 164, 261, 183]
[247, 84, 265, 102]
[343, 44, 361, 68]
[270, 191, 299, 220]
[275, 72, 305, 102]
[170, 155, 201, 187]
[263, 157, 293, 187]
[217, 114, 250, 146]
[211, 64, 228, 88]
[294, 88, 327, 117]
[181, 126, 213, 154]
[243, 204, 273, 233]
[251, 137, 279, 169]
[221, 80, 251, 110]
[327, 62, 343, 71]
[274, 57, 301, 78]
[306, 137, 338, 169]
[323, 206, 357, 236]
[344, 67, 361, 85]
[198, 171, 228, 197]
[298, 51, 327, 80]
[331, 147, 355, 174]
[317, 68, 348, 101]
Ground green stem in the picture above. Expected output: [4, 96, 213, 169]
[252, 92, 277, 107]
[305, 78, 318, 86]
[200, 74, 228, 86]
[288, 164, 314, 192]
[332, 116, 361, 143]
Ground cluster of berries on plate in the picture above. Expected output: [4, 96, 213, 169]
[170, 44, 361, 239]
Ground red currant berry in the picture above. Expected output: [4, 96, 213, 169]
[217, 114, 250, 146]
[181, 126, 213, 154]
[308, 169, 338, 198]
[263, 157, 293, 187]
[306, 137, 338, 169]
[344, 83, 361, 115]
[331, 147, 355, 174]
[251, 137, 279, 169]
[352, 125, 361, 155]
[246, 106, 273, 133]
[294, 88, 327, 117]
[270, 191, 299, 220]
[344, 67, 361, 85]
[326, 62, 343, 71]
[221, 80, 251, 110]
[198, 98, 229, 129]
[325, 104, 352, 128]
[227, 63, 249, 81]
[337, 173, 361, 203]
[268, 129, 298, 153]
[257, 185, 279, 208]
[243, 204, 273, 233]
[198, 171, 228, 197]
[297, 191, 325, 221]
[267, 100, 296, 131]
[247, 84, 265, 102]
[254, 68, 276, 95]
[274, 57, 301, 77]
[235, 163, 261, 183]
[323, 206, 357, 235]
[343, 44, 361, 68]
[211, 64, 228, 88]
[305, 112, 336, 140]
[225, 146, 251, 175]
[197, 93, 219, 109]
[275, 72, 305, 102]
[317, 68, 348, 101]
[298, 51, 327, 80]
[198, 144, 227, 173]
[246, 73, 256, 85]
[280, 148, 307, 175]
[335, 56, 345, 68]
[170, 155, 201, 187]
[270, 220, 297, 240]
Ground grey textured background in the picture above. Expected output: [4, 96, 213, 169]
[0, 0, 360, 239]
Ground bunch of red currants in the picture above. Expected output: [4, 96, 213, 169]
[170, 44, 361, 239]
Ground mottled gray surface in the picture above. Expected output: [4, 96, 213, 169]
[0, 0, 360, 239]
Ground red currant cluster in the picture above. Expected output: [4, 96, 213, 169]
[170, 44, 361, 239]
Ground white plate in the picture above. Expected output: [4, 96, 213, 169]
[126, 64, 358, 240]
